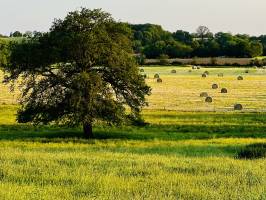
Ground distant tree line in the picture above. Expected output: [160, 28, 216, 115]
[131, 24, 266, 59]
[2, 25, 266, 60]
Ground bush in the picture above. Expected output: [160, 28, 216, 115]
[236, 143, 266, 159]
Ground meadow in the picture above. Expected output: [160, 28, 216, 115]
[0, 67, 266, 199]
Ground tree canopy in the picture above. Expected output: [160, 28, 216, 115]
[4, 8, 151, 138]
[130, 25, 265, 59]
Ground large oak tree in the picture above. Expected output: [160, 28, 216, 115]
[4, 8, 151, 138]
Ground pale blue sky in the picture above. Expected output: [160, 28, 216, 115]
[1, 0, 266, 36]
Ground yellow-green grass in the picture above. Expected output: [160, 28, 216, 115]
[0, 68, 266, 199]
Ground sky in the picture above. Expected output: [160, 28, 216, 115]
[1, 0, 266, 36]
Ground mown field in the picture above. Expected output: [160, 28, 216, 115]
[0, 67, 266, 200]
[143, 66, 266, 112]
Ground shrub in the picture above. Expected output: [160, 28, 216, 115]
[236, 143, 266, 159]
[140, 69, 144, 72]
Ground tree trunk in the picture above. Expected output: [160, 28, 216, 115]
[83, 122, 93, 138]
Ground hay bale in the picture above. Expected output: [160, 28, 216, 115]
[142, 74, 147, 79]
[237, 76, 243, 80]
[192, 66, 197, 70]
[221, 88, 228, 93]
[245, 69, 249, 73]
[205, 96, 213, 103]
[263, 66, 266, 69]
[140, 69, 144, 72]
[171, 69, 177, 73]
[212, 84, 218, 89]
[157, 78, 162, 83]
[197, 66, 201, 69]
[204, 71, 209, 75]
[154, 74, 160, 79]
[202, 73, 207, 78]
[234, 104, 243, 110]
[218, 73, 223, 77]
[200, 92, 208, 97]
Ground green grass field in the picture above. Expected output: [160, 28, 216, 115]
[0, 67, 266, 199]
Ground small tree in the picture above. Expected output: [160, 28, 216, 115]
[4, 8, 151, 138]
[196, 26, 211, 41]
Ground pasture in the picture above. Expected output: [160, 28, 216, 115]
[0, 67, 266, 199]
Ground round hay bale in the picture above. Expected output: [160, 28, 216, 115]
[237, 76, 243, 80]
[197, 66, 201, 69]
[171, 69, 177, 73]
[263, 66, 266, 69]
[204, 71, 209, 75]
[245, 69, 249, 73]
[212, 84, 218, 89]
[218, 73, 223, 77]
[154, 74, 160, 79]
[157, 78, 162, 83]
[202, 73, 207, 78]
[142, 74, 147, 79]
[192, 66, 197, 70]
[221, 88, 228, 93]
[205, 96, 213, 103]
[234, 104, 243, 110]
[140, 69, 144, 72]
[200, 92, 208, 97]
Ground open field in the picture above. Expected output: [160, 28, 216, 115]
[142, 66, 266, 112]
[0, 67, 266, 199]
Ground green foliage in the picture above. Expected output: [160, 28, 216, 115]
[10, 31, 23, 37]
[236, 143, 266, 159]
[131, 25, 264, 59]
[4, 8, 151, 137]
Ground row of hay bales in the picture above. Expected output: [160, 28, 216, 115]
[200, 83, 243, 110]
[201, 70, 244, 81]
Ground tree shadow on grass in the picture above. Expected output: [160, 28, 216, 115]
[0, 123, 266, 143]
